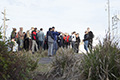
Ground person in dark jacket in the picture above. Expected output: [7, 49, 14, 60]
[31, 28, 38, 54]
[10, 28, 17, 51]
[87, 28, 94, 50]
[75, 33, 80, 53]
[52, 27, 61, 55]
[47, 28, 55, 57]
[83, 31, 89, 52]
[24, 30, 30, 51]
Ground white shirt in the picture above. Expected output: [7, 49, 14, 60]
[72, 34, 76, 42]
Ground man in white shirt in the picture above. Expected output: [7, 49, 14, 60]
[71, 31, 76, 52]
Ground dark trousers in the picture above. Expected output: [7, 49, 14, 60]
[38, 41, 43, 50]
[64, 42, 69, 49]
[88, 39, 93, 50]
[75, 43, 79, 53]
[29, 39, 32, 50]
[72, 41, 76, 51]
[25, 38, 29, 51]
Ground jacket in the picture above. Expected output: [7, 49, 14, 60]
[52, 31, 60, 41]
[83, 34, 89, 42]
[63, 35, 70, 43]
[11, 31, 16, 40]
[31, 30, 37, 40]
[88, 31, 94, 39]
[76, 37, 80, 44]
[47, 31, 54, 43]
[18, 30, 24, 40]
[37, 31, 45, 41]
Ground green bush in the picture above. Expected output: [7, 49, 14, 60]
[0, 29, 38, 80]
[81, 34, 120, 80]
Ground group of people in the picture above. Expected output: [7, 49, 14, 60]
[10, 26, 94, 56]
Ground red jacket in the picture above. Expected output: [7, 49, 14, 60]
[63, 35, 70, 42]
[31, 30, 37, 40]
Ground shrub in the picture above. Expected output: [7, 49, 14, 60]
[44, 48, 84, 80]
[81, 34, 120, 80]
[0, 28, 38, 80]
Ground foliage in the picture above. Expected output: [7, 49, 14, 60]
[0, 28, 38, 80]
[44, 34, 120, 80]
[44, 48, 84, 80]
[81, 34, 120, 80]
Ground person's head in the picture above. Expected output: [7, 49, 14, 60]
[20, 27, 23, 31]
[37, 30, 40, 33]
[49, 28, 52, 31]
[27, 30, 29, 34]
[76, 33, 79, 37]
[49, 28, 51, 31]
[87, 27, 90, 32]
[52, 26, 55, 31]
[85, 31, 88, 34]
[73, 31, 76, 34]
[34, 28, 37, 31]
[13, 28, 16, 32]
[23, 32, 25, 35]
[40, 28, 43, 31]
[31, 27, 34, 31]
[66, 33, 69, 36]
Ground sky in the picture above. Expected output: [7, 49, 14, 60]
[0, 0, 120, 39]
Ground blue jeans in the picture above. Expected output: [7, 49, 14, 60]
[52, 41, 58, 55]
[20, 39, 23, 48]
[84, 40, 88, 52]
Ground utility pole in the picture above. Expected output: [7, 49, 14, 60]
[108, 0, 110, 38]
[2, 9, 9, 42]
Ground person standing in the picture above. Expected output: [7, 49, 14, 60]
[37, 28, 45, 51]
[75, 33, 81, 53]
[31, 28, 38, 54]
[71, 31, 76, 52]
[52, 27, 61, 55]
[83, 31, 89, 53]
[18, 27, 24, 51]
[47, 28, 54, 57]
[29, 27, 34, 51]
[63, 33, 70, 49]
[10, 28, 17, 51]
[87, 28, 94, 50]
[24, 30, 30, 51]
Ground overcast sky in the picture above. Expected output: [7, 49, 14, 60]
[0, 0, 120, 39]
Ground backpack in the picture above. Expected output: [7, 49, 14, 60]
[69, 36, 72, 42]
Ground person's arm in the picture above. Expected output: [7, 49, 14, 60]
[42, 33, 45, 41]
[19, 31, 24, 37]
[53, 31, 60, 35]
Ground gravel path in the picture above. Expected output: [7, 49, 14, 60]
[38, 53, 83, 64]
[38, 57, 53, 64]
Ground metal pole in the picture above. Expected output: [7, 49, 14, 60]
[3, 9, 6, 42]
[112, 17, 114, 37]
[108, 0, 110, 38]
